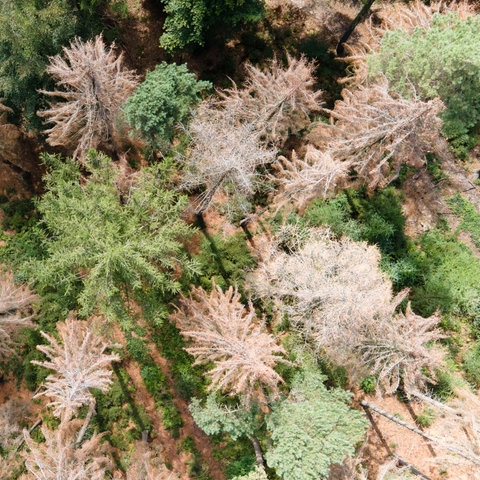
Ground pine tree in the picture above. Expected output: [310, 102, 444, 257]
[27, 152, 195, 318]
[265, 370, 368, 480]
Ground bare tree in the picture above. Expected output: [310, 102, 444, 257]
[22, 420, 111, 480]
[0, 272, 35, 360]
[273, 145, 348, 210]
[39, 35, 138, 159]
[315, 80, 443, 192]
[181, 55, 322, 212]
[218, 55, 323, 145]
[272, 81, 443, 207]
[251, 230, 444, 394]
[125, 441, 178, 480]
[358, 303, 444, 395]
[181, 102, 277, 213]
[173, 281, 289, 403]
[33, 317, 119, 419]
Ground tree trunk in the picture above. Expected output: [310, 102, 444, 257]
[250, 436, 265, 468]
[75, 402, 96, 448]
[336, 0, 376, 56]
[361, 399, 480, 466]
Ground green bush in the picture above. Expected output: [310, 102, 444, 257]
[124, 62, 211, 149]
[193, 232, 256, 290]
[463, 345, 480, 386]
[141, 365, 166, 396]
[159, 0, 265, 52]
[412, 230, 480, 317]
[369, 13, 480, 157]
[447, 194, 480, 249]
[416, 407, 435, 428]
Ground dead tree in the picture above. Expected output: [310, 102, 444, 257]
[173, 281, 289, 404]
[33, 317, 119, 420]
[39, 35, 138, 159]
[22, 420, 111, 480]
[0, 272, 35, 360]
[218, 55, 323, 145]
[252, 229, 444, 394]
[181, 103, 277, 213]
[273, 145, 348, 210]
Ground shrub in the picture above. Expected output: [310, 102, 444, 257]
[159, 0, 265, 52]
[124, 62, 211, 149]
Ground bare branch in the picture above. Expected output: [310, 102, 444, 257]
[251, 230, 444, 394]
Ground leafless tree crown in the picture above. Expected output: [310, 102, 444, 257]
[0, 272, 35, 360]
[39, 35, 138, 159]
[173, 281, 289, 403]
[181, 102, 277, 213]
[273, 80, 443, 207]
[181, 55, 322, 212]
[33, 317, 119, 419]
[219, 55, 323, 144]
[251, 230, 444, 394]
[22, 420, 111, 480]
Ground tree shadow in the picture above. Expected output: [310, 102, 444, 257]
[195, 212, 229, 281]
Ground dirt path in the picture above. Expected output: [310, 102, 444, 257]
[147, 338, 227, 480]
[122, 357, 190, 478]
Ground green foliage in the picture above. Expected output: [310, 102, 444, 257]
[231, 466, 268, 480]
[141, 365, 166, 396]
[447, 194, 480, 249]
[189, 396, 258, 440]
[151, 319, 206, 398]
[93, 368, 152, 450]
[360, 376, 376, 394]
[124, 62, 211, 149]
[265, 370, 368, 480]
[226, 454, 257, 479]
[369, 13, 480, 157]
[411, 230, 480, 317]
[193, 232, 256, 290]
[24, 152, 196, 319]
[159, 0, 265, 52]
[463, 345, 480, 386]
[416, 407, 435, 427]
[0, 0, 78, 125]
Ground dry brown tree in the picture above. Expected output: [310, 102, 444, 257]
[251, 230, 444, 394]
[218, 55, 323, 145]
[273, 145, 349, 210]
[315, 80, 443, 192]
[33, 317, 119, 419]
[0, 272, 35, 360]
[181, 102, 277, 213]
[22, 420, 111, 480]
[274, 80, 443, 207]
[181, 55, 322, 212]
[39, 35, 138, 159]
[173, 281, 289, 404]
